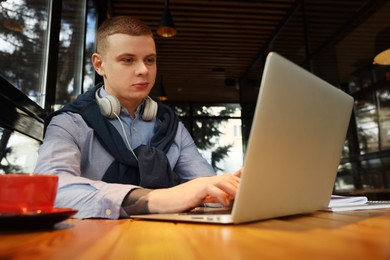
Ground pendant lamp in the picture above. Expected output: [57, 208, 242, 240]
[373, 49, 390, 65]
[157, 0, 176, 38]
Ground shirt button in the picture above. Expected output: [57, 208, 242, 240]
[105, 209, 112, 216]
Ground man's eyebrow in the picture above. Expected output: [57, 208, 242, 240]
[145, 53, 157, 57]
[116, 53, 156, 58]
[116, 53, 136, 58]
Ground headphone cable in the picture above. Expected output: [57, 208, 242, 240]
[113, 112, 139, 161]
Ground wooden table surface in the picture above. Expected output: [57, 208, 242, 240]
[1, 210, 390, 260]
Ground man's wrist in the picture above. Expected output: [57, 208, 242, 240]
[121, 188, 152, 215]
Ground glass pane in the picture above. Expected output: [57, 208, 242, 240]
[82, 0, 97, 92]
[192, 104, 241, 117]
[377, 86, 390, 150]
[0, 127, 40, 174]
[334, 167, 355, 192]
[0, 0, 50, 106]
[355, 97, 379, 154]
[173, 104, 190, 117]
[193, 118, 243, 174]
[55, 0, 86, 108]
[341, 140, 350, 158]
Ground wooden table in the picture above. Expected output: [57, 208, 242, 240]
[1, 210, 390, 260]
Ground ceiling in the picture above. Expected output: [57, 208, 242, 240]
[106, 0, 389, 103]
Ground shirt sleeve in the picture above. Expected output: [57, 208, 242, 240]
[169, 122, 216, 181]
[34, 113, 137, 219]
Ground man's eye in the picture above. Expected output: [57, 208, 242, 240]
[122, 58, 134, 63]
[145, 57, 156, 65]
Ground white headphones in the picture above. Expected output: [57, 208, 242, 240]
[95, 89, 158, 121]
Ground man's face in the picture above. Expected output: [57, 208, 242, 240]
[94, 33, 157, 105]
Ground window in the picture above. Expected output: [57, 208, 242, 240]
[54, 0, 87, 108]
[172, 103, 243, 173]
[355, 97, 379, 154]
[0, 0, 51, 106]
[0, 0, 98, 174]
[378, 86, 390, 150]
[0, 127, 40, 173]
[83, 0, 97, 92]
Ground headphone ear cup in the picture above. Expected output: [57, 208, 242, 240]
[142, 96, 158, 121]
[95, 91, 121, 119]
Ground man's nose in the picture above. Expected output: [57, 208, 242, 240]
[135, 61, 148, 75]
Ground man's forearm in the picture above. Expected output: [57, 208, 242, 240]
[121, 188, 153, 215]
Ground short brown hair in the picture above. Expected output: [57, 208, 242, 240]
[96, 16, 153, 54]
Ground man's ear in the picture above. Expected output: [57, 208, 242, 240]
[92, 53, 104, 76]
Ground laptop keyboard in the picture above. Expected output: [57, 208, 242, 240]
[180, 207, 232, 215]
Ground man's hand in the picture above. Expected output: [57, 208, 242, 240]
[147, 168, 242, 214]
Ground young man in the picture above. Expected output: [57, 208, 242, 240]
[34, 16, 241, 219]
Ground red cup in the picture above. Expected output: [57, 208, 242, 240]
[0, 174, 58, 214]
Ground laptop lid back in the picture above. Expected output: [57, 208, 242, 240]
[231, 52, 354, 223]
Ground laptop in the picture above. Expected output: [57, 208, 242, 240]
[131, 52, 354, 224]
